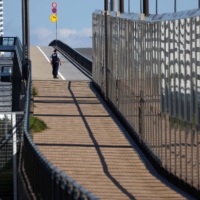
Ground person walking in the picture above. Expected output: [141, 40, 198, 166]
[50, 49, 61, 78]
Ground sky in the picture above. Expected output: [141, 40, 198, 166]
[3, 0, 200, 48]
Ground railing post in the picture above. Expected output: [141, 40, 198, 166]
[156, 0, 158, 14]
[174, 0, 177, 12]
[139, 90, 145, 141]
[105, 0, 108, 100]
[143, 0, 149, 16]
[120, 0, 124, 13]
[72, 186, 78, 200]
[65, 182, 71, 199]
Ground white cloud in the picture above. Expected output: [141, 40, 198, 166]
[31, 27, 53, 40]
[31, 27, 92, 48]
[58, 29, 77, 38]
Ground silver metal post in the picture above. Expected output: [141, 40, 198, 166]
[12, 113, 17, 200]
[156, 0, 158, 14]
[174, 0, 177, 12]
[128, 0, 130, 13]
[56, 21, 57, 47]
[110, 0, 120, 12]
[199, 0, 200, 9]
[56, 8, 58, 47]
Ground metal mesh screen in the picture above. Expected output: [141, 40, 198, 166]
[92, 10, 200, 191]
[0, 112, 24, 200]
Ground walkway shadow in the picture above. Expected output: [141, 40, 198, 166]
[89, 82, 195, 200]
[67, 81, 136, 200]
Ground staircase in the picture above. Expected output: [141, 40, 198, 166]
[0, 82, 12, 112]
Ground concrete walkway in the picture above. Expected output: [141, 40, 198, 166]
[30, 46, 194, 200]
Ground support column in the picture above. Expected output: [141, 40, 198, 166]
[104, 0, 108, 99]
[143, 0, 149, 16]
[0, 1, 4, 55]
[22, 0, 31, 81]
[156, 0, 158, 14]
[22, 0, 30, 60]
[12, 113, 17, 200]
[12, 52, 21, 111]
[174, 0, 177, 12]
[110, 0, 120, 12]
[120, 0, 124, 13]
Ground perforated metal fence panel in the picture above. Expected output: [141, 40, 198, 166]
[92, 9, 200, 191]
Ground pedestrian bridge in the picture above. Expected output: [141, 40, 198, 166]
[28, 45, 193, 199]
[1, 7, 200, 200]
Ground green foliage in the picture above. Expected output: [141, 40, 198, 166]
[29, 116, 47, 133]
[32, 86, 38, 97]
[170, 114, 198, 131]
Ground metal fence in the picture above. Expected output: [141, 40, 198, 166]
[92, 9, 200, 193]
[0, 112, 24, 200]
[23, 62, 98, 200]
[0, 37, 23, 76]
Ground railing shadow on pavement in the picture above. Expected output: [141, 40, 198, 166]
[67, 81, 136, 200]
[22, 63, 99, 200]
[88, 82, 196, 200]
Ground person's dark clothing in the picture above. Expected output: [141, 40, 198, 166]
[52, 64, 59, 78]
[51, 53, 60, 78]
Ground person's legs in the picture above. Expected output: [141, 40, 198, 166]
[52, 64, 58, 78]
[54, 64, 59, 78]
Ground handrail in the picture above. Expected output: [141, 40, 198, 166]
[14, 37, 23, 75]
[49, 40, 92, 75]
[0, 37, 23, 75]
[23, 62, 98, 199]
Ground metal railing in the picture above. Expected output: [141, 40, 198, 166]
[0, 37, 23, 75]
[14, 37, 23, 75]
[0, 37, 15, 46]
[92, 9, 200, 196]
[49, 40, 92, 75]
[0, 113, 24, 200]
[23, 63, 98, 199]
